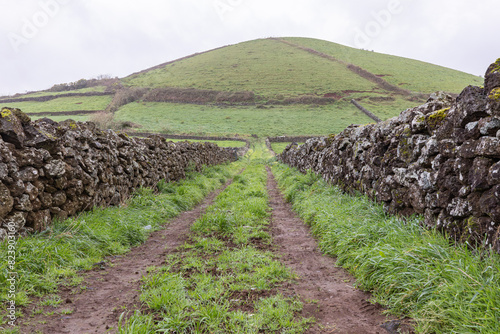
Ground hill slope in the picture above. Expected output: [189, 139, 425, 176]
[124, 37, 481, 99]
[0, 37, 483, 137]
[124, 38, 379, 98]
[280, 37, 482, 94]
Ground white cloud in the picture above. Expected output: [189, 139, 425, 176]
[0, 0, 498, 96]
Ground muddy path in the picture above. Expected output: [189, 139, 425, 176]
[266, 167, 412, 334]
[19, 177, 235, 334]
[18, 165, 413, 333]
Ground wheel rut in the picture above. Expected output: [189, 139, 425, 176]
[266, 166, 412, 334]
[19, 177, 236, 334]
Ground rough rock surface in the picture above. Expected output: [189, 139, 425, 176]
[0, 109, 238, 237]
[278, 60, 500, 251]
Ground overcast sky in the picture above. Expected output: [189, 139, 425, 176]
[1, 0, 499, 96]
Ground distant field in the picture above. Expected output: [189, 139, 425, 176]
[271, 142, 298, 155]
[16, 86, 109, 98]
[166, 139, 246, 148]
[124, 39, 378, 98]
[3, 96, 112, 113]
[348, 93, 420, 120]
[282, 37, 482, 94]
[25, 113, 248, 148]
[114, 101, 374, 137]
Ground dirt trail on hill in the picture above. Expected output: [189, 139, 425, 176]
[266, 167, 413, 334]
[19, 178, 235, 334]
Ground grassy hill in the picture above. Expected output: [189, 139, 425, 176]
[124, 37, 481, 98]
[0, 37, 483, 137]
[123, 38, 379, 98]
[280, 37, 483, 94]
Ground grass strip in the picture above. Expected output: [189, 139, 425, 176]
[272, 163, 500, 334]
[119, 162, 313, 333]
[0, 163, 239, 325]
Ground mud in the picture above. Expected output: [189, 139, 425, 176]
[266, 167, 413, 334]
[18, 178, 234, 334]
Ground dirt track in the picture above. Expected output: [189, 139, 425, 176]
[19, 178, 234, 333]
[266, 167, 412, 334]
[19, 167, 413, 333]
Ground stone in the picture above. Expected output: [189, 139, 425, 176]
[0, 163, 8, 180]
[454, 158, 473, 184]
[485, 59, 500, 94]
[23, 122, 59, 152]
[479, 117, 500, 136]
[52, 191, 67, 207]
[464, 121, 480, 140]
[27, 210, 51, 231]
[458, 140, 479, 159]
[480, 188, 500, 222]
[469, 158, 494, 192]
[475, 137, 500, 158]
[39, 192, 53, 209]
[448, 198, 472, 217]
[14, 194, 32, 212]
[49, 207, 68, 221]
[44, 160, 66, 178]
[0, 108, 26, 148]
[488, 162, 500, 185]
[25, 182, 39, 201]
[453, 86, 489, 128]
[0, 182, 14, 218]
[18, 167, 39, 182]
[3, 212, 27, 233]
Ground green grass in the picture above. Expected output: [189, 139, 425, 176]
[119, 147, 313, 333]
[272, 163, 500, 334]
[124, 38, 378, 98]
[0, 163, 239, 326]
[115, 101, 374, 137]
[3, 96, 112, 113]
[282, 37, 483, 94]
[271, 142, 301, 155]
[167, 139, 247, 148]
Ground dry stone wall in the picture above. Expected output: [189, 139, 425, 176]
[0, 110, 237, 239]
[278, 60, 500, 251]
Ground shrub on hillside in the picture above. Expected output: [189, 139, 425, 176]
[89, 112, 115, 129]
[49, 76, 120, 93]
[89, 112, 142, 131]
[106, 87, 149, 112]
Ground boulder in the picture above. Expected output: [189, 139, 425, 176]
[0, 107, 26, 148]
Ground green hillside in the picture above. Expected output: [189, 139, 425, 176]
[124, 38, 379, 98]
[6, 95, 112, 114]
[124, 37, 481, 98]
[281, 37, 482, 94]
[0, 37, 483, 137]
